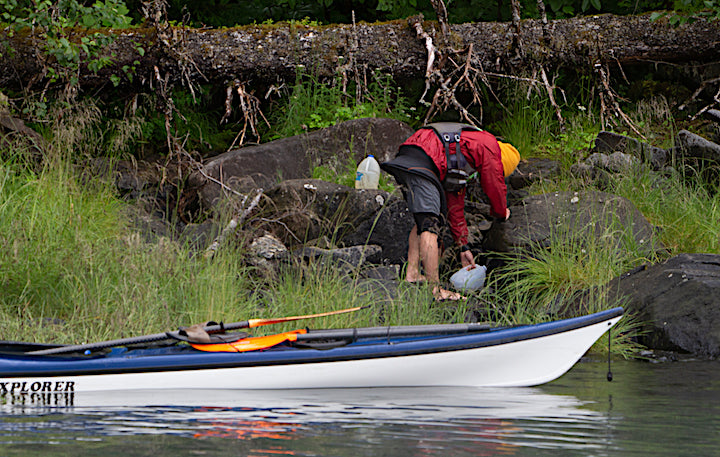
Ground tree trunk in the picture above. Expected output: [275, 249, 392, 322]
[2, 13, 719, 91]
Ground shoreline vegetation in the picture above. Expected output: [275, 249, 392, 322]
[1, 2, 720, 358]
[2, 81, 720, 359]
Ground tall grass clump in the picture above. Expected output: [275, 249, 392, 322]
[476, 210, 653, 357]
[608, 167, 720, 254]
[0, 144, 260, 343]
[0, 101, 454, 344]
[491, 77, 603, 169]
[490, 82, 562, 158]
[0, 103, 262, 343]
[254, 261, 473, 335]
[580, 95, 720, 254]
[627, 96, 677, 149]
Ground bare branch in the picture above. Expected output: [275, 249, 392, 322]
[430, 0, 451, 45]
[679, 76, 720, 117]
[224, 81, 270, 150]
[595, 62, 646, 139]
[540, 66, 565, 132]
[204, 189, 264, 259]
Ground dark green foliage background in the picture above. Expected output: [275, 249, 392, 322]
[120, 0, 678, 27]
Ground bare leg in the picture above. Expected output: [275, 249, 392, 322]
[418, 230, 440, 283]
[418, 231, 465, 301]
[405, 225, 425, 282]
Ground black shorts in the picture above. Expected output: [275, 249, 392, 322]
[381, 145, 446, 236]
[413, 212, 443, 236]
[397, 172, 441, 216]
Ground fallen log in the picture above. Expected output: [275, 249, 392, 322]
[1, 13, 719, 91]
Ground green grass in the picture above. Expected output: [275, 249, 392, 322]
[491, 94, 558, 159]
[608, 168, 720, 254]
[469, 206, 657, 358]
[0, 149, 259, 344]
[251, 261, 473, 335]
[0, 147, 445, 345]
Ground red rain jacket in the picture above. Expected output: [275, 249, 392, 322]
[401, 128, 507, 246]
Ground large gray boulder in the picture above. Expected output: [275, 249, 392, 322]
[255, 179, 413, 265]
[484, 190, 664, 257]
[676, 129, 720, 164]
[192, 117, 415, 207]
[593, 131, 669, 170]
[506, 157, 562, 191]
[606, 254, 720, 358]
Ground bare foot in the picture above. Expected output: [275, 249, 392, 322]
[432, 286, 466, 301]
[406, 274, 426, 283]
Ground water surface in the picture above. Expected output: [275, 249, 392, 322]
[1, 360, 718, 456]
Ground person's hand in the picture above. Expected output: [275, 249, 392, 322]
[460, 249, 475, 268]
[505, 208, 511, 220]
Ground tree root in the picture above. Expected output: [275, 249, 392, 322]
[409, 13, 485, 125]
[540, 65, 566, 132]
[410, 0, 653, 139]
[595, 61, 646, 139]
[223, 80, 270, 150]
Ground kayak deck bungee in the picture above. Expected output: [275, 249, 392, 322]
[0, 307, 623, 391]
[25, 306, 367, 356]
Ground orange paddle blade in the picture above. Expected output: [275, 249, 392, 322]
[245, 306, 366, 328]
[191, 329, 307, 353]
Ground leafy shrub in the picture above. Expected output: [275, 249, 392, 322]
[0, 0, 135, 85]
[264, 68, 416, 140]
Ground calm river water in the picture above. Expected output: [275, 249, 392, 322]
[1, 359, 718, 457]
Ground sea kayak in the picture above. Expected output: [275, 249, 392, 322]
[0, 307, 622, 393]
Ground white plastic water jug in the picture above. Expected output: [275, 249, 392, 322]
[355, 155, 380, 189]
[450, 264, 487, 291]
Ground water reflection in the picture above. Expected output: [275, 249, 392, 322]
[1, 384, 609, 456]
[1, 360, 718, 457]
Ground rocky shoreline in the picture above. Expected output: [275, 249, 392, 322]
[81, 117, 720, 360]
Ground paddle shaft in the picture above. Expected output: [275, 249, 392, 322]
[27, 321, 256, 356]
[28, 306, 365, 356]
[295, 322, 499, 341]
